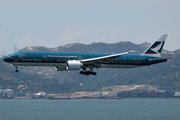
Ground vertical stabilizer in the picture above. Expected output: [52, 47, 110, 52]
[142, 34, 168, 57]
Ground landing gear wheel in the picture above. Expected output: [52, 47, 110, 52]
[86, 71, 90, 76]
[79, 71, 83, 74]
[93, 72, 97, 75]
[79, 70, 97, 76]
[14, 66, 19, 73]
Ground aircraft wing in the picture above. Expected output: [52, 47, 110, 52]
[80, 51, 135, 65]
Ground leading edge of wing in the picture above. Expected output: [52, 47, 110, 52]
[80, 51, 135, 64]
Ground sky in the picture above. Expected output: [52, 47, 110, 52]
[0, 0, 180, 56]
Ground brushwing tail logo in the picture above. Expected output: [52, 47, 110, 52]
[150, 41, 165, 53]
[145, 41, 165, 54]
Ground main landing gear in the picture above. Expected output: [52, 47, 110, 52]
[79, 70, 97, 76]
[15, 66, 19, 72]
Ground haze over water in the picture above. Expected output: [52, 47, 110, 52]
[0, 99, 180, 120]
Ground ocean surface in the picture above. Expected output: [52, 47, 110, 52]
[0, 99, 180, 120]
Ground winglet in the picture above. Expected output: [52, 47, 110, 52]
[142, 34, 168, 57]
[129, 51, 135, 53]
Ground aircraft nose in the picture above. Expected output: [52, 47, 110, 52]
[3, 57, 9, 62]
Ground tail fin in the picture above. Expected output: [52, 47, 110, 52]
[142, 34, 168, 57]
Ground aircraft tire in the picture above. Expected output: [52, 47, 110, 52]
[93, 72, 97, 75]
[86, 71, 90, 76]
[79, 71, 83, 74]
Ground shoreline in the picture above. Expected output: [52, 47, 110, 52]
[1, 96, 180, 99]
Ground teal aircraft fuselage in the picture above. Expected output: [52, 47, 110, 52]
[4, 51, 166, 68]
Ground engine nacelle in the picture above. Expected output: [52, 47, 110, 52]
[66, 60, 83, 70]
[55, 66, 68, 71]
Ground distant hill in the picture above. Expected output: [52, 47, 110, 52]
[19, 41, 148, 54]
[1, 41, 180, 93]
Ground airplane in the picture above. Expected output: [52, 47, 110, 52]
[3, 34, 171, 76]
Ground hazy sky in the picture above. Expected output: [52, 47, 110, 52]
[0, 0, 180, 55]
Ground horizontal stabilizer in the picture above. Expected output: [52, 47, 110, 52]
[149, 57, 172, 62]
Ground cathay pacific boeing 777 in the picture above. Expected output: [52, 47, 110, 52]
[4, 34, 171, 76]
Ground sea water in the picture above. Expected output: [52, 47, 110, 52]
[0, 99, 180, 120]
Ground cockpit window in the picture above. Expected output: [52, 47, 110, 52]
[7, 54, 13, 58]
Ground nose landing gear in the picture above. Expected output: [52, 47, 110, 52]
[15, 66, 19, 72]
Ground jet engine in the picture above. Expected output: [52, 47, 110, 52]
[66, 60, 83, 70]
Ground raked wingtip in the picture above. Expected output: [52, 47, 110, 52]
[129, 51, 135, 53]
